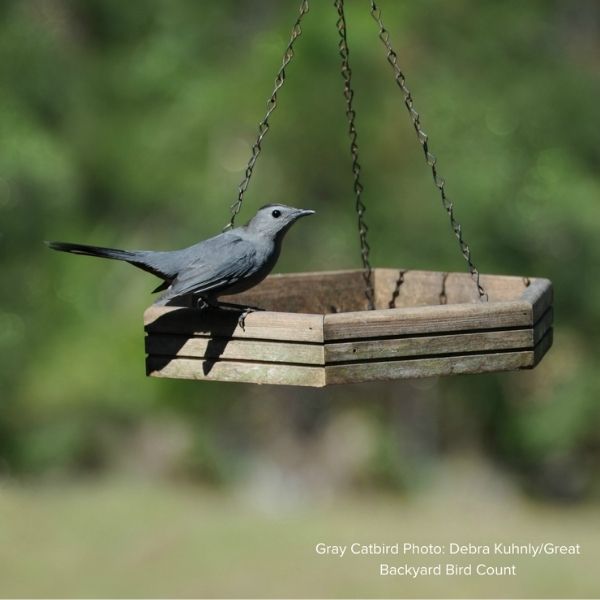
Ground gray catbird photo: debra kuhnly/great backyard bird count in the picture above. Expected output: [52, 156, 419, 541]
[47, 204, 315, 326]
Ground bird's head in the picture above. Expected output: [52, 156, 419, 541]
[246, 204, 315, 239]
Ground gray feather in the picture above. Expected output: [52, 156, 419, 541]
[47, 204, 315, 306]
[157, 234, 260, 301]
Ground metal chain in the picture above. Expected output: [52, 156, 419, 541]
[335, 0, 375, 310]
[224, 0, 310, 231]
[369, 0, 488, 301]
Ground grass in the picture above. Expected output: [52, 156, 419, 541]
[0, 465, 598, 598]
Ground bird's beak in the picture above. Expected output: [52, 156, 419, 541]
[295, 209, 316, 218]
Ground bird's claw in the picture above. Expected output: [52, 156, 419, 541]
[195, 297, 210, 310]
[237, 308, 255, 332]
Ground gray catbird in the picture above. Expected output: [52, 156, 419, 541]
[47, 204, 315, 323]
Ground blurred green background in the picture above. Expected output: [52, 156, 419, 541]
[0, 0, 599, 597]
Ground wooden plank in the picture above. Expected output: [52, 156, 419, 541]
[444, 272, 528, 304]
[533, 327, 553, 366]
[324, 329, 534, 364]
[375, 269, 528, 307]
[325, 350, 535, 385]
[143, 269, 553, 385]
[521, 278, 553, 323]
[144, 306, 324, 343]
[375, 269, 446, 309]
[226, 269, 533, 311]
[146, 356, 325, 387]
[146, 310, 552, 370]
[146, 334, 324, 365]
[223, 270, 368, 314]
[534, 307, 553, 344]
[158, 269, 548, 314]
[324, 300, 532, 341]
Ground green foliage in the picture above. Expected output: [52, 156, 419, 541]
[0, 0, 598, 497]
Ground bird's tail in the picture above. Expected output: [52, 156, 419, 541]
[45, 241, 137, 262]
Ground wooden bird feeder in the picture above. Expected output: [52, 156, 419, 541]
[145, 269, 552, 387]
[143, 1, 554, 386]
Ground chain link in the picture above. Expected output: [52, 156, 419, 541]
[335, 0, 375, 310]
[369, 0, 488, 301]
[224, 0, 310, 231]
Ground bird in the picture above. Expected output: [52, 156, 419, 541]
[46, 204, 315, 326]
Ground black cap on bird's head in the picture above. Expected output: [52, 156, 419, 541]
[246, 204, 315, 238]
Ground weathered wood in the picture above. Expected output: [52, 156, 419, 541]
[521, 278, 553, 323]
[223, 270, 368, 314]
[146, 356, 325, 387]
[374, 269, 446, 309]
[158, 269, 549, 315]
[323, 301, 531, 341]
[144, 268, 554, 386]
[444, 272, 529, 304]
[144, 305, 324, 343]
[375, 269, 529, 307]
[325, 329, 534, 363]
[325, 350, 536, 385]
[533, 327, 553, 366]
[534, 307, 553, 344]
[146, 334, 324, 365]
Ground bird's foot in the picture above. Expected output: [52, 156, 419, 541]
[195, 297, 210, 310]
[237, 307, 257, 332]
[217, 302, 265, 331]
[194, 298, 263, 331]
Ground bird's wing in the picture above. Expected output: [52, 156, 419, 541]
[129, 251, 181, 282]
[165, 234, 258, 299]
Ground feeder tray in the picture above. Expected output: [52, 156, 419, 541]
[143, 2, 555, 386]
[144, 269, 553, 387]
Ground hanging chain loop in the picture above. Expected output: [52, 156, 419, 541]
[335, 0, 375, 309]
[224, 0, 310, 231]
[369, 0, 488, 301]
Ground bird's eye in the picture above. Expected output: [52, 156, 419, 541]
[271, 209, 281, 218]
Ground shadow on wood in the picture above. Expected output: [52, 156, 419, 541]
[143, 269, 554, 387]
[145, 306, 240, 376]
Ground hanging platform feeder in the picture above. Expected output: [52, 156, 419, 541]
[145, 269, 552, 387]
[144, 0, 553, 386]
